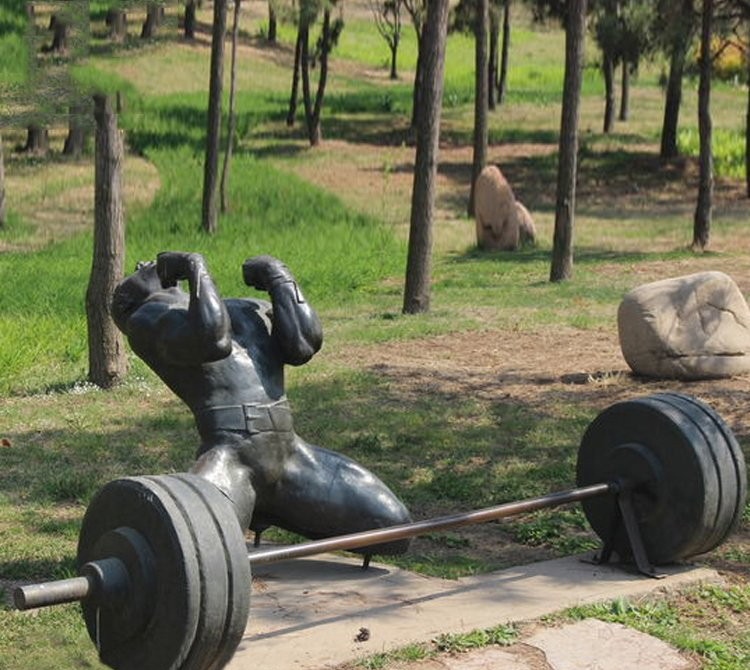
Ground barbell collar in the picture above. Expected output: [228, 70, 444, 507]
[248, 481, 615, 565]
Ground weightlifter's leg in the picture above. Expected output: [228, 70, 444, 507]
[191, 446, 256, 531]
[254, 437, 412, 555]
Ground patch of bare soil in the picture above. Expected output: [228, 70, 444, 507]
[596, 256, 750, 294]
[355, 642, 553, 670]
[331, 325, 750, 434]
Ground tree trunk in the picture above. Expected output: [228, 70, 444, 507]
[660, 34, 687, 160]
[602, 52, 615, 133]
[390, 35, 399, 79]
[308, 9, 331, 146]
[221, 0, 241, 214]
[402, 0, 450, 314]
[141, 3, 162, 39]
[410, 28, 423, 130]
[619, 59, 629, 122]
[746, 63, 749, 198]
[87, 95, 128, 389]
[300, 23, 315, 141]
[550, 0, 587, 283]
[497, 0, 510, 104]
[23, 125, 49, 155]
[0, 132, 6, 229]
[201, 0, 228, 234]
[287, 28, 303, 127]
[47, 14, 68, 53]
[488, 9, 498, 110]
[184, 0, 196, 39]
[692, 0, 713, 250]
[746, 31, 749, 198]
[106, 9, 127, 42]
[63, 104, 87, 158]
[468, 0, 488, 218]
[300, 8, 330, 147]
[268, 2, 277, 42]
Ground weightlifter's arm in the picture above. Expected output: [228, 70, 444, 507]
[153, 251, 232, 364]
[242, 255, 323, 365]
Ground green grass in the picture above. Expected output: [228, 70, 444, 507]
[352, 623, 517, 669]
[0, 0, 29, 91]
[0, 604, 102, 670]
[434, 624, 517, 652]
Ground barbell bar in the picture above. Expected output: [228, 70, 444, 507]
[9, 393, 748, 670]
[15, 480, 613, 610]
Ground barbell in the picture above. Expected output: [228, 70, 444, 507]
[11, 393, 747, 670]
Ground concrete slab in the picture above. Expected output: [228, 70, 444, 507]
[526, 618, 695, 670]
[228, 551, 718, 670]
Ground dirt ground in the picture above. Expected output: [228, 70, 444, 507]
[332, 324, 750, 435]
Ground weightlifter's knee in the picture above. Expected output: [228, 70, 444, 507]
[191, 446, 256, 530]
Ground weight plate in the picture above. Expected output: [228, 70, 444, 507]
[147, 476, 230, 670]
[655, 393, 746, 555]
[78, 477, 201, 670]
[171, 474, 251, 670]
[576, 394, 734, 564]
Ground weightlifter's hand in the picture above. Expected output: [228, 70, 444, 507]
[242, 255, 293, 292]
[156, 251, 205, 289]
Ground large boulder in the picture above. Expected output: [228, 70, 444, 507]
[618, 271, 750, 379]
[474, 165, 536, 250]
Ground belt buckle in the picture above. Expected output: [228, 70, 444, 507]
[243, 404, 269, 435]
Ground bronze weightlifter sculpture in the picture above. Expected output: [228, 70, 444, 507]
[112, 251, 411, 556]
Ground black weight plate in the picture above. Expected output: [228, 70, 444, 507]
[172, 474, 251, 670]
[657, 396, 735, 555]
[656, 393, 747, 555]
[147, 476, 230, 670]
[78, 477, 201, 670]
[577, 395, 721, 564]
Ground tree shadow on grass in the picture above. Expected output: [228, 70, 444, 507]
[445, 245, 693, 269]
[312, 115, 414, 147]
[1, 557, 78, 582]
[0, 412, 198, 507]
[247, 139, 308, 160]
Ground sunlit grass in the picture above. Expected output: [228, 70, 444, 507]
[0, 0, 29, 90]
[678, 126, 747, 180]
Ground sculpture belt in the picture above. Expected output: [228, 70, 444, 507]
[195, 399, 294, 436]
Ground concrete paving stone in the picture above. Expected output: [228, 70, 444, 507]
[526, 618, 695, 670]
[229, 551, 717, 670]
